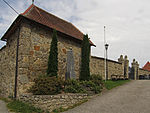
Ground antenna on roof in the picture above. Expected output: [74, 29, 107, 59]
[32, 0, 34, 4]
[2, 0, 19, 15]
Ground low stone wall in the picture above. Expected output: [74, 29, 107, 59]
[19, 93, 88, 112]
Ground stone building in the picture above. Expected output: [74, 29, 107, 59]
[0, 4, 95, 97]
[142, 61, 150, 71]
[0, 4, 131, 97]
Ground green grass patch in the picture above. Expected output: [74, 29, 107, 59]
[51, 99, 88, 113]
[0, 97, 10, 103]
[104, 80, 130, 90]
[7, 100, 45, 113]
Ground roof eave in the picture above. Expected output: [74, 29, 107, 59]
[21, 15, 96, 46]
[1, 13, 96, 47]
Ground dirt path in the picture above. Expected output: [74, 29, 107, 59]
[63, 80, 150, 113]
[0, 100, 9, 113]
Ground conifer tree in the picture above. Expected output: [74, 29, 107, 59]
[47, 29, 58, 77]
[79, 34, 90, 81]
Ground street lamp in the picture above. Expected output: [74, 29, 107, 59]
[105, 43, 109, 80]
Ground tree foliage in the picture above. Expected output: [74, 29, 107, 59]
[79, 34, 90, 81]
[47, 29, 58, 77]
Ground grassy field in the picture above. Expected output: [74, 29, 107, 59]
[104, 80, 131, 90]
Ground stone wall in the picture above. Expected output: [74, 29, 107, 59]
[19, 93, 88, 112]
[19, 19, 82, 79]
[0, 19, 82, 97]
[90, 56, 124, 79]
[138, 68, 150, 76]
[0, 28, 19, 97]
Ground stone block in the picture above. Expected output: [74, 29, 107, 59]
[29, 51, 34, 56]
[19, 74, 29, 84]
[34, 46, 40, 51]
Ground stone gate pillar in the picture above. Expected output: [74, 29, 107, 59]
[124, 55, 129, 78]
[118, 55, 124, 76]
[136, 61, 139, 80]
[131, 59, 137, 80]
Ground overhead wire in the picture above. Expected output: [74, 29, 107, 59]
[2, 0, 19, 15]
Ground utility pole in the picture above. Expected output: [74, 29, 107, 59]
[104, 26, 109, 81]
[105, 43, 109, 80]
[104, 26, 106, 82]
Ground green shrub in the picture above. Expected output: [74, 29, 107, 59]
[29, 75, 64, 95]
[29, 75, 103, 95]
[64, 79, 86, 93]
[81, 80, 102, 94]
[64, 79, 102, 94]
[92, 85, 101, 94]
[89, 75, 103, 94]
[81, 80, 96, 88]
[90, 74, 103, 86]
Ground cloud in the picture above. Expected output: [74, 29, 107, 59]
[0, 0, 150, 67]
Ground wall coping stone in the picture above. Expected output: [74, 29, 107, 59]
[91, 56, 122, 64]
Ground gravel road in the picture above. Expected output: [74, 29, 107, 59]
[63, 80, 150, 113]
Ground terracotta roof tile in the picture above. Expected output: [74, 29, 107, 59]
[21, 5, 94, 46]
[142, 61, 150, 71]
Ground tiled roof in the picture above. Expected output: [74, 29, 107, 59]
[142, 61, 150, 71]
[21, 4, 94, 45]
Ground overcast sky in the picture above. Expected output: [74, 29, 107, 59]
[0, 0, 150, 67]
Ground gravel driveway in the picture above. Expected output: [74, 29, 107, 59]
[0, 100, 9, 113]
[63, 80, 150, 113]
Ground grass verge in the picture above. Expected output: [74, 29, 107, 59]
[104, 80, 130, 90]
[51, 99, 88, 113]
[0, 97, 87, 113]
[0, 97, 10, 103]
[0, 97, 46, 113]
[7, 100, 45, 113]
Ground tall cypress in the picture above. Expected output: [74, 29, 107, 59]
[80, 34, 90, 81]
[47, 29, 58, 77]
